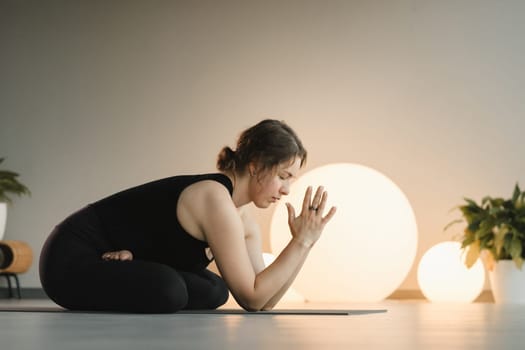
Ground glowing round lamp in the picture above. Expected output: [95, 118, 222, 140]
[270, 163, 418, 302]
[417, 241, 485, 302]
[262, 253, 305, 303]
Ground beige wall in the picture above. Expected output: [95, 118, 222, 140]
[1, 0, 525, 294]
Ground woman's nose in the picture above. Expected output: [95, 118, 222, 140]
[280, 183, 290, 195]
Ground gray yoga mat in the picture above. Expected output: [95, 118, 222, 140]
[180, 309, 387, 315]
[0, 305, 387, 316]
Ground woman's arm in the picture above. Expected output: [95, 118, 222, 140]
[261, 244, 306, 310]
[240, 207, 305, 310]
[239, 207, 266, 275]
[198, 183, 335, 311]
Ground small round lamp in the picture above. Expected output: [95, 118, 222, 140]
[417, 241, 485, 302]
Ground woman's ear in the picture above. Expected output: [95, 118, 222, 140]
[248, 163, 257, 177]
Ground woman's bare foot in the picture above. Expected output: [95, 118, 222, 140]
[102, 250, 133, 261]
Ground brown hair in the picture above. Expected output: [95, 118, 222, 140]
[217, 119, 307, 174]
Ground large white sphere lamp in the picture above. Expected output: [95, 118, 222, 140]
[270, 163, 418, 302]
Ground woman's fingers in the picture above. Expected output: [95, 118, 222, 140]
[296, 185, 337, 220]
[119, 250, 133, 261]
[307, 187, 336, 224]
[301, 186, 313, 214]
[101, 250, 133, 261]
[287, 186, 337, 245]
[310, 186, 324, 210]
[316, 190, 328, 214]
[321, 206, 337, 225]
[286, 202, 296, 226]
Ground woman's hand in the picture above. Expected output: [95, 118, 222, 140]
[286, 186, 337, 247]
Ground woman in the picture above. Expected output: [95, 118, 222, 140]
[39, 119, 336, 313]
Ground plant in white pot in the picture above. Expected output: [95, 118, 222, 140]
[446, 184, 525, 303]
[0, 158, 30, 240]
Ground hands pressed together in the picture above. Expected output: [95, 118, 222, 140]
[286, 186, 337, 248]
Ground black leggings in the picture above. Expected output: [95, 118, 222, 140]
[39, 207, 229, 313]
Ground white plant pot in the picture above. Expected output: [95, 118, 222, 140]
[488, 260, 525, 304]
[0, 202, 6, 240]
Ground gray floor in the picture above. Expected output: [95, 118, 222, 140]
[1, 298, 525, 350]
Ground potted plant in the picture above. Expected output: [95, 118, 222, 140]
[0, 158, 30, 240]
[446, 184, 525, 303]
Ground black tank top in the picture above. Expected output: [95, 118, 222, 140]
[90, 173, 233, 271]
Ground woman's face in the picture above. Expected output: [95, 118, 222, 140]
[249, 157, 301, 208]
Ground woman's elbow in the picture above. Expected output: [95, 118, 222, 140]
[239, 300, 263, 312]
[260, 305, 274, 311]
[236, 296, 265, 312]
[233, 286, 270, 311]
[240, 300, 275, 312]
[242, 305, 260, 312]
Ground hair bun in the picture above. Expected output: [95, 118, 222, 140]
[217, 146, 236, 172]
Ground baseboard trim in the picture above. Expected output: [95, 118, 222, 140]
[0, 288, 495, 302]
[0, 288, 49, 299]
[387, 289, 495, 303]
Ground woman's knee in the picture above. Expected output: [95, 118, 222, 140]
[153, 273, 189, 313]
[117, 263, 190, 313]
[181, 270, 229, 309]
[209, 276, 229, 308]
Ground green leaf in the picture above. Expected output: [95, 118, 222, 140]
[513, 257, 524, 270]
[509, 236, 523, 261]
[481, 196, 493, 206]
[464, 198, 479, 207]
[490, 198, 505, 208]
[465, 241, 481, 268]
[0, 158, 30, 203]
[517, 189, 525, 210]
[443, 219, 463, 232]
[461, 234, 476, 249]
[0, 170, 21, 178]
[489, 206, 504, 215]
[513, 183, 521, 203]
[477, 219, 496, 239]
[494, 226, 509, 256]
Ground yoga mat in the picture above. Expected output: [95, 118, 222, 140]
[180, 309, 387, 315]
[0, 305, 387, 316]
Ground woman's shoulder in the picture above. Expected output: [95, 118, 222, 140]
[179, 174, 233, 208]
[190, 179, 230, 199]
[190, 173, 233, 195]
[177, 174, 236, 230]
